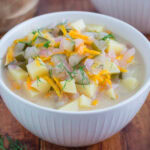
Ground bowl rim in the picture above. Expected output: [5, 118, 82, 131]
[0, 11, 150, 115]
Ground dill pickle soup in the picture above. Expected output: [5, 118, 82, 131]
[3, 19, 145, 111]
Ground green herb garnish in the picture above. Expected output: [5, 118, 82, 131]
[102, 33, 115, 41]
[43, 41, 51, 48]
[0, 135, 27, 150]
[19, 41, 32, 46]
[37, 76, 41, 86]
[49, 69, 53, 77]
[78, 65, 88, 87]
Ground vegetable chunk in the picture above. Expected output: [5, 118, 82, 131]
[27, 59, 48, 80]
[59, 100, 79, 111]
[31, 77, 51, 93]
[70, 19, 86, 32]
[76, 83, 97, 98]
[121, 77, 138, 91]
[79, 95, 92, 108]
[60, 79, 77, 94]
[8, 65, 28, 82]
[107, 40, 126, 54]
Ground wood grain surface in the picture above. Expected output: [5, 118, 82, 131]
[0, 0, 150, 149]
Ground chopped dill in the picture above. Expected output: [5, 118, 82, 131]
[37, 76, 41, 86]
[49, 69, 53, 77]
[102, 33, 115, 41]
[43, 41, 51, 48]
[19, 41, 32, 46]
[0, 135, 27, 150]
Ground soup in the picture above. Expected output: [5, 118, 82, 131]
[3, 19, 144, 111]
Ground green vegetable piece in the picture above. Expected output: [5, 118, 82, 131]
[102, 33, 115, 41]
[43, 41, 51, 48]
[15, 53, 25, 62]
[91, 41, 102, 52]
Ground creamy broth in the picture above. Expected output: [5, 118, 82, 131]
[3, 19, 145, 111]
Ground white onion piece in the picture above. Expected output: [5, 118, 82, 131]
[84, 59, 94, 71]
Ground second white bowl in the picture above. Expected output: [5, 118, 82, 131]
[92, 0, 150, 33]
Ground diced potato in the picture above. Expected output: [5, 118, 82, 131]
[61, 38, 75, 51]
[8, 66, 28, 82]
[107, 40, 126, 55]
[24, 82, 39, 97]
[27, 33, 34, 42]
[121, 77, 138, 91]
[27, 59, 48, 80]
[104, 60, 120, 74]
[79, 95, 92, 108]
[70, 19, 86, 32]
[69, 54, 85, 66]
[86, 24, 104, 32]
[43, 32, 55, 46]
[59, 99, 79, 111]
[105, 88, 117, 100]
[91, 40, 102, 52]
[60, 79, 77, 94]
[76, 83, 97, 98]
[31, 77, 51, 93]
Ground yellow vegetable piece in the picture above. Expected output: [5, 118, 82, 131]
[43, 76, 61, 96]
[69, 30, 92, 44]
[32, 32, 39, 43]
[91, 99, 99, 106]
[76, 83, 97, 98]
[60, 79, 77, 94]
[24, 82, 39, 97]
[31, 77, 51, 93]
[12, 82, 21, 90]
[127, 56, 134, 64]
[27, 59, 48, 80]
[5, 43, 16, 65]
[105, 88, 117, 100]
[53, 77, 62, 90]
[8, 66, 28, 82]
[59, 100, 79, 111]
[119, 67, 128, 73]
[79, 95, 92, 108]
[57, 25, 67, 36]
[107, 40, 126, 55]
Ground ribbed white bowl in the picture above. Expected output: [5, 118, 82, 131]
[91, 0, 150, 33]
[0, 12, 150, 147]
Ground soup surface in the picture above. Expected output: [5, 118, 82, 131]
[3, 19, 144, 111]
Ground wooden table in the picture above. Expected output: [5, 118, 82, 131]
[0, 0, 150, 149]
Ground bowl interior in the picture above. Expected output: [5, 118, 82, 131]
[0, 11, 150, 113]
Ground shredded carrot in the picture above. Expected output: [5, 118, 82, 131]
[127, 56, 134, 64]
[92, 99, 99, 106]
[40, 56, 51, 62]
[118, 67, 128, 73]
[69, 30, 92, 44]
[43, 76, 61, 97]
[5, 44, 15, 65]
[53, 76, 62, 90]
[57, 25, 67, 36]
[14, 37, 28, 44]
[84, 47, 100, 55]
[12, 82, 21, 90]
[54, 41, 60, 48]
[32, 32, 39, 43]
[26, 77, 32, 90]
[35, 43, 44, 48]
[44, 92, 51, 98]
[116, 55, 123, 60]
[35, 59, 41, 66]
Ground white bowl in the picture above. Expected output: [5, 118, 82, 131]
[0, 11, 150, 147]
[91, 0, 150, 33]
